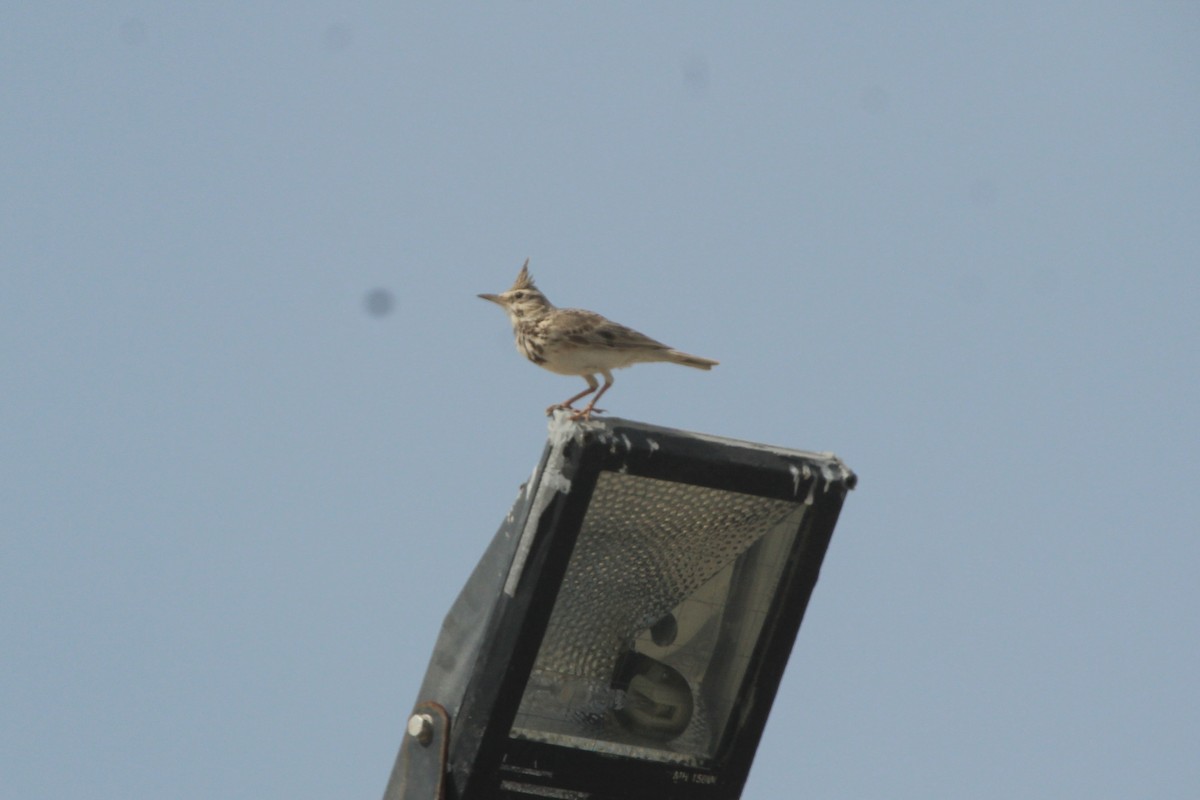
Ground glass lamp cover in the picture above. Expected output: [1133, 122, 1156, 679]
[510, 471, 808, 767]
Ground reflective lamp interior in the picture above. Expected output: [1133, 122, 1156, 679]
[510, 471, 808, 767]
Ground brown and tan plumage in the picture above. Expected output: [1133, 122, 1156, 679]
[479, 259, 718, 420]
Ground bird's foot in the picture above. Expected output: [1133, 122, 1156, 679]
[570, 406, 605, 421]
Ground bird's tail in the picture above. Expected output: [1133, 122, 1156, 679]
[665, 350, 719, 370]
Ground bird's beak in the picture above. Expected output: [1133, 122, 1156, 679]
[477, 293, 503, 305]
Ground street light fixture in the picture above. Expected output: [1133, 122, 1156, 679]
[383, 415, 856, 800]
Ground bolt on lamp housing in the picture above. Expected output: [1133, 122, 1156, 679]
[384, 416, 856, 800]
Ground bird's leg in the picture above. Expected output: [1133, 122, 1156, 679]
[570, 372, 613, 421]
[546, 376, 600, 416]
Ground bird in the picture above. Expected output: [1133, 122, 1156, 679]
[478, 259, 718, 420]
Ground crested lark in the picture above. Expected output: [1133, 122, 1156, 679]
[479, 259, 719, 420]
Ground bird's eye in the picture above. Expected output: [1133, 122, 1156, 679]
[513, 291, 525, 299]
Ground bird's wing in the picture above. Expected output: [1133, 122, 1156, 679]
[549, 308, 671, 351]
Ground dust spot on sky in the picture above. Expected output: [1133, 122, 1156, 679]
[860, 84, 890, 114]
[682, 54, 711, 95]
[969, 178, 998, 207]
[364, 288, 394, 317]
[119, 18, 146, 48]
[323, 23, 353, 51]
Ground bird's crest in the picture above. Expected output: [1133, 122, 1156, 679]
[509, 258, 536, 292]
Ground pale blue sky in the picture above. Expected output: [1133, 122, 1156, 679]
[2, 3, 1197, 798]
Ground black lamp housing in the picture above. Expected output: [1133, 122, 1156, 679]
[384, 415, 856, 800]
